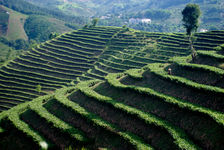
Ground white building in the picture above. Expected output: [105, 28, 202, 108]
[100, 16, 109, 19]
[129, 18, 151, 24]
[100, 14, 112, 20]
[199, 29, 208, 32]
[141, 19, 152, 24]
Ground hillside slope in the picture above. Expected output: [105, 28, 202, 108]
[0, 50, 224, 149]
[0, 6, 9, 35]
[22, 0, 224, 32]
[0, 5, 75, 66]
[3, 6, 28, 41]
[0, 5, 73, 42]
[0, 26, 223, 112]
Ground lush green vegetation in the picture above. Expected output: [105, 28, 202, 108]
[0, 0, 85, 25]
[0, 6, 9, 35]
[1, 6, 28, 41]
[0, 37, 29, 50]
[0, 26, 223, 111]
[24, 15, 70, 42]
[0, 42, 23, 66]
[3, 0, 223, 33]
[0, 5, 75, 65]
[0, 25, 224, 149]
[182, 4, 201, 36]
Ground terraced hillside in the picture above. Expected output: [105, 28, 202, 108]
[1, 49, 224, 149]
[0, 27, 224, 113]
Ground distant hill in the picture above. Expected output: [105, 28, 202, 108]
[0, 0, 86, 40]
[0, 0, 85, 24]
[0, 6, 73, 42]
[2, 0, 223, 33]
[22, 0, 224, 32]
[0, 4, 75, 65]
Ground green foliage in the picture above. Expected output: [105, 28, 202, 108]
[134, 9, 171, 20]
[122, 25, 127, 28]
[14, 39, 29, 50]
[107, 68, 224, 125]
[215, 44, 224, 51]
[30, 98, 88, 144]
[0, 41, 24, 66]
[24, 15, 57, 42]
[82, 24, 88, 29]
[0, 25, 224, 149]
[182, 4, 201, 35]
[127, 23, 183, 33]
[148, 63, 224, 95]
[0, 8, 9, 35]
[125, 69, 143, 79]
[76, 81, 153, 150]
[197, 50, 224, 60]
[49, 32, 59, 40]
[105, 74, 200, 150]
[64, 23, 80, 30]
[0, 0, 85, 25]
[0, 37, 29, 50]
[91, 18, 99, 27]
[55, 86, 151, 150]
[28, 39, 38, 49]
[0, 95, 52, 149]
[36, 84, 42, 93]
[170, 55, 224, 77]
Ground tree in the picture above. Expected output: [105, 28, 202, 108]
[14, 39, 29, 50]
[49, 32, 59, 39]
[215, 44, 224, 51]
[182, 4, 201, 61]
[182, 4, 201, 36]
[28, 39, 38, 49]
[36, 84, 42, 93]
[6, 48, 12, 60]
[91, 18, 99, 27]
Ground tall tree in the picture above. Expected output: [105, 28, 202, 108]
[182, 3, 201, 36]
[182, 4, 201, 61]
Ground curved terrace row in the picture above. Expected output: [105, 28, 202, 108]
[0, 27, 223, 111]
[1, 49, 224, 149]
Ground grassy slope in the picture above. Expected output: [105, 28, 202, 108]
[0, 5, 73, 41]
[0, 5, 73, 67]
[0, 42, 10, 63]
[47, 17, 72, 34]
[0, 43, 22, 66]
[0, 6, 9, 35]
[3, 6, 28, 41]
